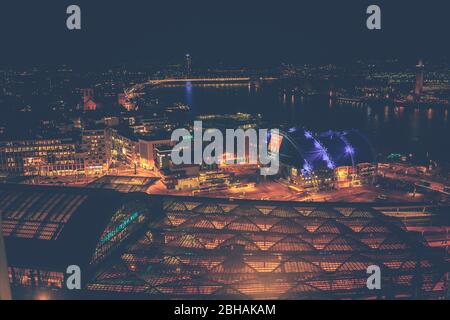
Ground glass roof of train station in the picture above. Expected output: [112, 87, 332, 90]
[87, 197, 449, 299]
[1, 185, 448, 299]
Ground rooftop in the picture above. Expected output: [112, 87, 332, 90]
[87, 175, 158, 193]
[0, 183, 127, 270]
[88, 196, 449, 299]
[1, 184, 448, 299]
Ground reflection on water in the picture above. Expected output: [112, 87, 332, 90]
[184, 81, 193, 109]
[411, 108, 420, 142]
[152, 83, 450, 161]
[384, 105, 390, 123]
[427, 108, 433, 121]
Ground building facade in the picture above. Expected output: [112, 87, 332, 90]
[138, 136, 174, 170]
[110, 129, 139, 167]
[0, 138, 84, 176]
[82, 128, 111, 175]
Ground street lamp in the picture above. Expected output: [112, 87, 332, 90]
[0, 214, 12, 300]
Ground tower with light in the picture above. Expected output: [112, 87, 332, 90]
[414, 60, 425, 96]
[0, 214, 12, 300]
[185, 54, 192, 77]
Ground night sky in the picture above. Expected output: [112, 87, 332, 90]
[1, 0, 450, 66]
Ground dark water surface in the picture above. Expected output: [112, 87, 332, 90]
[152, 83, 450, 162]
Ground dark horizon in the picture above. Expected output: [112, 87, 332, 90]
[1, 0, 450, 67]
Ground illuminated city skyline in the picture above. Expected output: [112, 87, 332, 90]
[0, 0, 449, 302]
